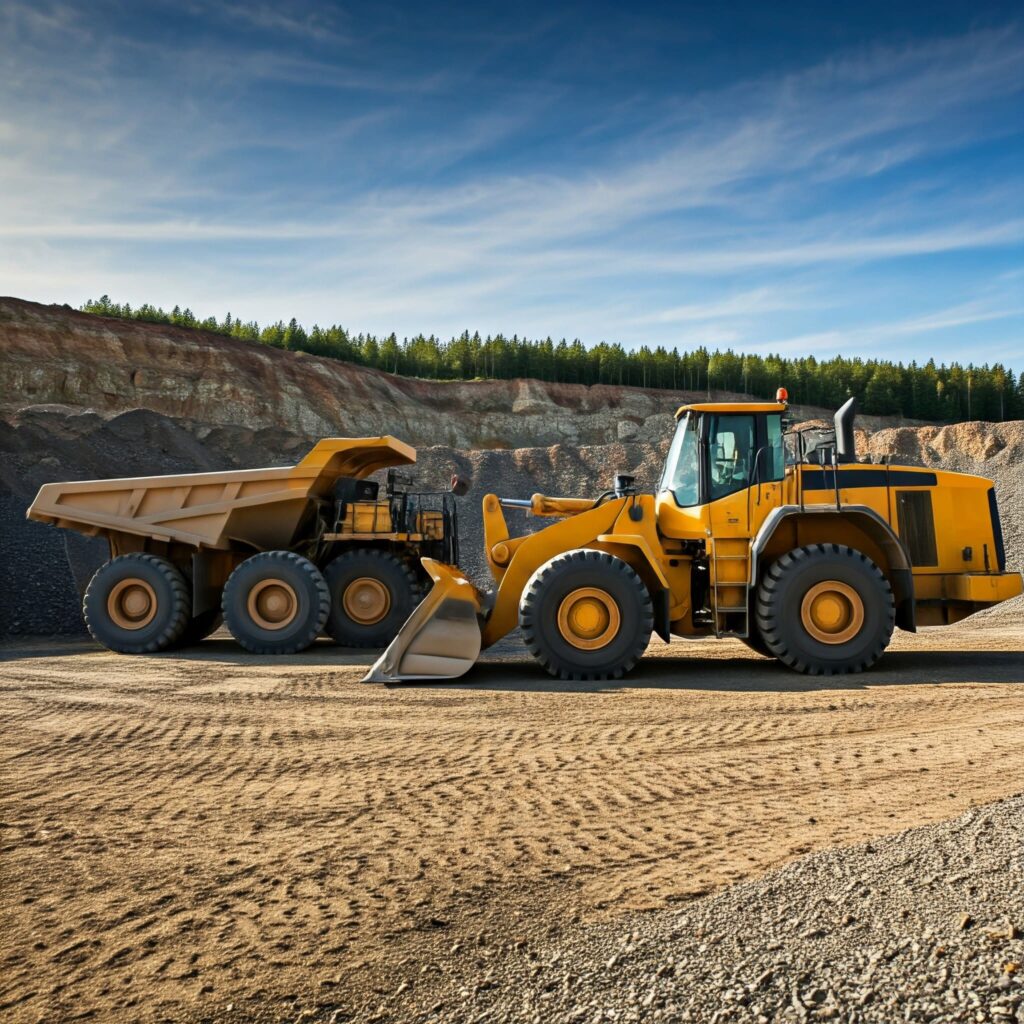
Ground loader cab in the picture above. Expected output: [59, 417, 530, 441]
[657, 402, 787, 537]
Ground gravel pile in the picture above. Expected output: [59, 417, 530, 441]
[392, 795, 1024, 1024]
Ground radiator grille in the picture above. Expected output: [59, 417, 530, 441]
[895, 490, 938, 567]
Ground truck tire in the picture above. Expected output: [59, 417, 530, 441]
[323, 549, 423, 648]
[176, 609, 223, 648]
[519, 549, 653, 681]
[222, 551, 329, 655]
[83, 553, 191, 654]
[755, 544, 894, 675]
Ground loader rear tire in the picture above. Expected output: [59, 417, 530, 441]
[323, 549, 423, 648]
[84, 554, 191, 654]
[519, 549, 652, 681]
[222, 551, 329, 655]
[755, 544, 894, 675]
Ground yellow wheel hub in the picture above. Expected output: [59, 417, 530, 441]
[342, 577, 391, 626]
[800, 580, 864, 645]
[108, 578, 158, 630]
[247, 578, 299, 631]
[557, 587, 621, 651]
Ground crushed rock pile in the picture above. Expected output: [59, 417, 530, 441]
[388, 794, 1024, 1024]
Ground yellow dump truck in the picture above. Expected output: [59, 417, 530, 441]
[27, 437, 464, 655]
[368, 396, 1021, 682]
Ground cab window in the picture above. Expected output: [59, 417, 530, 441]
[708, 414, 756, 502]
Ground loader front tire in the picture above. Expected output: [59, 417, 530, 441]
[84, 554, 191, 654]
[323, 549, 423, 648]
[222, 551, 329, 655]
[755, 544, 894, 675]
[520, 549, 653, 681]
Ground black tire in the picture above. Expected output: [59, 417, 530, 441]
[222, 551, 329, 655]
[83, 553, 191, 654]
[519, 549, 653, 681]
[756, 544, 894, 675]
[176, 609, 223, 648]
[323, 549, 423, 648]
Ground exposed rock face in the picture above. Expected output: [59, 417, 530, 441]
[0, 297, 905, 449]
[0, 297, 1019, 638]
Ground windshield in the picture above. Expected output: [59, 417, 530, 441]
[661, 412, 700, 507]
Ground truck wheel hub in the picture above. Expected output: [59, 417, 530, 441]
[801, 580, 864, 644]
[343, 577, 391, 625]
[557, 587, 620, 650]
[248, 579, 298, 630]
[108, 578, 157, 630]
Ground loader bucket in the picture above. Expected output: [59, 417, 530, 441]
[362, 558, 483, 683]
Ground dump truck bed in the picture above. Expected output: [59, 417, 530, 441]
[27, 436, 416, 552]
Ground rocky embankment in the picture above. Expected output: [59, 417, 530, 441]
[1, 296, 841, 449]
[0, 296, 1020, 637]
[0, 296, 912, 447]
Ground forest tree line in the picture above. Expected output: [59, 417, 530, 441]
[80, 295, 1023, 422]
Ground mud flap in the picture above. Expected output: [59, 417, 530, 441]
[362, 558, 484, 683]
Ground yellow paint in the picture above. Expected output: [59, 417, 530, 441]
[468, 440, 1019, 651]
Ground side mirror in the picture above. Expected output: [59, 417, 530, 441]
[450, 474, 470, 497]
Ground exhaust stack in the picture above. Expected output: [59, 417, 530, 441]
[834, 397, 857, 464]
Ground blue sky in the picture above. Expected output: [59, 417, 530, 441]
[1, 1, 1022, 368]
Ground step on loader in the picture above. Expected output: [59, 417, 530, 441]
[367, 395, 1021, 682]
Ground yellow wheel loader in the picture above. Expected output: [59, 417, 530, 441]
[367, 396, 1021, 682]
[27, 437, 466, 655]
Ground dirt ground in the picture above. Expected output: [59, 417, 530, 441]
[2, 622, 1023, 1023]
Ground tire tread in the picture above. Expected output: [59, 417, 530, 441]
[755, 543, 894, 676]
[84, 553, 190, 654]
[222, 551, 329, 655]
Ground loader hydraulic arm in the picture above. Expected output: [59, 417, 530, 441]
[523, 494, 598, 517]
[483, 492, 601, 582]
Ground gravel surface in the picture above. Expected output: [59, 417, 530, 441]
[392, 795, 1024, 1024]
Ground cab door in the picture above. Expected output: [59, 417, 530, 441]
[751, 412, 787, 536]
[705, 413, 758, 540]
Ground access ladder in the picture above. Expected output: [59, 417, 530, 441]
[709, 536, 752, 638]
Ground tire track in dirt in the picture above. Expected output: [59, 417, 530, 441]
[1, 625, 1022, 1021]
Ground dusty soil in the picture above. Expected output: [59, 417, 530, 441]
[2, 620, 1023, 1023]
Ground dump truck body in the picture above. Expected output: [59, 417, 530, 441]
[27, 437, 464, 655]
[27, 437, 417, 553]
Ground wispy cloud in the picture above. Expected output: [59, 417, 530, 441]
[216, 1, 352, 43]
[0, 6, 1021, 367]
[759, 300, 1024, 357]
